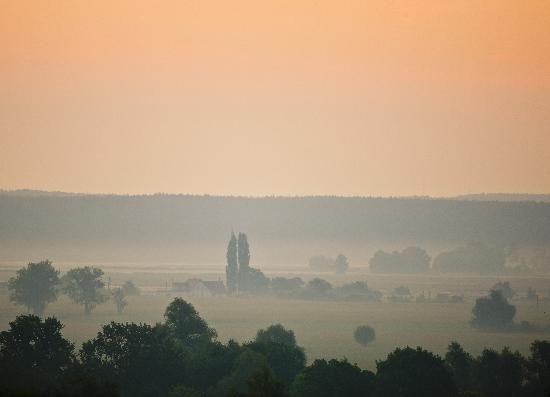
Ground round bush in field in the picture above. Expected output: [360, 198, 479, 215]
[354, 325, 376, 346]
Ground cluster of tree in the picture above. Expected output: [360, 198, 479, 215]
[8, 260, 139, 316]
[308, 254, 349, 274]
[369, 243, 509, 274]
[226, 232, 270, 294]
[369, 247, 431, 273]
[266, 277, 381, 302]
[434, 242, 506, 274]
[1, 299, 550, 397]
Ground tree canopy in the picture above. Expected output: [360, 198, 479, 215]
[8, 260, 60, 315]
[164, 297, 217, 345]
[62, 266, 107, 315]
[0, 314, 74, 389]
[472, 290, 516, 329]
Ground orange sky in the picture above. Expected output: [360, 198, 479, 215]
[1, 0, 549, 196]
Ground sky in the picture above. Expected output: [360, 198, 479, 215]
[1, 0, 549, 197]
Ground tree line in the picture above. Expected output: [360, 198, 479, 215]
[369, 242, 513, 274]
[1, 298, 549, 397]
[2, 195, 550, 247]
[8, 260, 139, 316]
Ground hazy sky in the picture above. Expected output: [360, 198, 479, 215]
[1, 0, 549, 196]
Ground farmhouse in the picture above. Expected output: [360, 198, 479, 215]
[172, 278, 226, 297]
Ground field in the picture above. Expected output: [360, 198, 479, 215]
[1, 263, 550, 371]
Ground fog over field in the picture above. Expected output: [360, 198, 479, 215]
[1, 190, 550, 396]
[3, 0, 550, 395]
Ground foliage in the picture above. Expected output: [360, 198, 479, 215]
[80, 321, 186, 397]
[472, 290, 516, 329]
[238, 233, 251, 291]
[335, 281, 382, 301]
[445, 342, 475, 393]
[475, 347, 525, 397]
[376, 346, 457, 397]
[0, 315, 74, 389]
[168, 384, 204, 397]
[215, 350, 269, 396]
[270, 277, 304, 295]
[112, 288, 128, 314]
[62, 266, 107, 314]
[354, 325, 376, 346]
[8, 260, 60, 315]
[308, 254, 349, 274]
[3, 296, 550, 397]
[369, 246, 431, 273]
[122, 280, 140, 296]
[433, 242, 505, 274]
[333, 254, 349, 274]
[290, 359, 375, 397]
[164, 298, 217, 345]
[249, 324, 306, 384]
[226, 232, 239, 294]
[491, 281, 515, 299]
[306, 278, 332, 297]
[256, 324, 297, 347]
[230, 367, 288, 397]
[526, 340, 550, 396]
[247, 268, 270, 294]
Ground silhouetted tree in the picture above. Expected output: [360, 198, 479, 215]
[376, 346, 457, 397]
[256, 324, 297, 347]
[122, 280, 140, 296]
[111, 288, 127, 314]
[492, 281, 515, 299]
[433, 242, 505, 274]
[248, 324, 306, 384]
[445, 342, 475, 393]
[333, 254, 349, 274]
[370, 247, 430, 274]
[475, 347, 525, 397]
[8, 260, 60, 316]
[80, 322, 185, 397]
[229, 367, 287, 397]
[62, 266, 107, 315]
[354, 326, 375, 346]
[164, 298, 216, 345]
[308, 255, 334, 271]
[270, 277, 304, 295]
[226, 232, 238, 294]
[472, 290, 516, 329]
[238, 233, 251, 291]
[307, 278, 332, 297]
[400, 246, 431, 273]
[0, 315, 74, 389]
[215, 349, 269, 396]
[247, 268, 270, 294]
[309, 254, 350, 274]
[336, 281, 382, 301]
[525, 340, 550, 396]
[290, 359, 375, 397]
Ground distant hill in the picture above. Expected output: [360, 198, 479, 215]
[1, 192, 549, 247]
[0, 189, 84, 197]
[454, 193, 550, 203]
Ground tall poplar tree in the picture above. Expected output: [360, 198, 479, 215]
[238, 232, 251, 291]
[225, 231, 238, 294]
